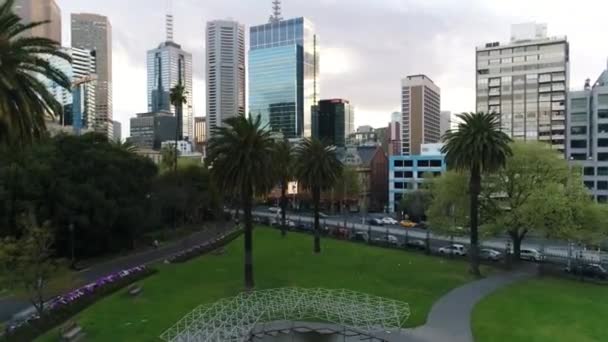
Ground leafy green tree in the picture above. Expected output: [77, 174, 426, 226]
[400, 190, 432, 223]
[442, 112, 512, 276]
[0, 0, 71, 145]
[160, 145, 178, 172]
[294, 138, 343, 253]
[482, 142, 571, 258]
[331, 166, 360, 214]
[427, 171, 470, 232]
[207, 114, 274, 290]
[273, 139, 293, 237]
[112, 139, 137, 153]
[170, 84, 187, 172]
[0, 214, 55, 316]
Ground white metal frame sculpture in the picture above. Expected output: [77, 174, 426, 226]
[160, 288, 410, 342]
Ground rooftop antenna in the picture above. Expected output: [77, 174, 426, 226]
[269, 0, 283, 23]
[166, 0, 174, 41]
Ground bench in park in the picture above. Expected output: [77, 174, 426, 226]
[60, 320, 84, 341]
[127, 283, 142, 297]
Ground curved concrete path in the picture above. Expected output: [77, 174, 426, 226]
[400, 266, 535, 342]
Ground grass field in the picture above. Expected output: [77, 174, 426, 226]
[39, 227, 480, 341]
[473, 278, 608, 342]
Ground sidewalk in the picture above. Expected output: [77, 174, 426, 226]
[0, 222, 231, 322]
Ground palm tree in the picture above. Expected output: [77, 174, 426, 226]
[273, 139, 293, 237]
[0, 0, 71, 145]
[294, 138, 343, 253]
[207, 114, 274, 290]
[112, 140, 137, 153]
[170, 84, 187, 173]
[441, 112, 512, 276]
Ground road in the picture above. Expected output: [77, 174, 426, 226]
[255, 207, 607, 263]
[0, 224, 230, 323]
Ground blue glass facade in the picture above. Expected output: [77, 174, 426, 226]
[249, 17, 318, 138]
[388, 155, 447, 212]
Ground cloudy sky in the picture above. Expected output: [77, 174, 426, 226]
[55, 0, 608, 138]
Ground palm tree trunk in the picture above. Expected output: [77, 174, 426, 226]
[313, 186, 321, 254]
[469, 166, 481, 277]
[242, 185, 254, 290]
[280, 179, 287, 237]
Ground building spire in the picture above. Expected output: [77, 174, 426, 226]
[269, 0, 283, 23]
[166, 0, 174, 41]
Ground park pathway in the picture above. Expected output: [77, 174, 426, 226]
[0, 222, 232, 322]
[396, 265, 536, 342]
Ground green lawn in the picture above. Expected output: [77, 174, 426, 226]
[473, 278, 608, 342]
[39, 228, 479, 341]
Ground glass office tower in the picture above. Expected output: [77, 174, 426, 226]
[249, 17, 319, 138]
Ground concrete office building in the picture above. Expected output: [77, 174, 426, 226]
[72, 13, 113, 138]
[147, 14, 194, 141]
[567, 66, 608, 203]
[14, 0, 61, 42]
[388, 121, 401, 157]
[130, 111, 177, 150]
[112, 121, 121, 142]
[206, 20, 245, 140]
[194, 116, 207, 153]
[388, 143, 446, 212]
[401, 75, 441, 155]
[249, 2, 319, 139]
[312, 99, 354, 147]
[476, 22, 569, 151]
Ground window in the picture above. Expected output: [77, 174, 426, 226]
[599, 124, 608, 134]
[489, 59, 500, 65]
[513, 56, 525, 63]
[584, 181, 595, 190]
[417, 160, 429, 167]
[599, 94, 608, 106]
[571, 98, 588, 111]
[598, 167, 608, 176]
[599, 110, 608, 119]
[570, 140, 586, 149]
[501, 48, 512, 55]
[598, 182, 608, 190]
[584, 167, 595, 176]
[598, 196, 608, 203]
[404, 160, 413, 167]
[571, 126, 587, 135]
[599, 139, 608, 147]
[513, 47, 524, 53]
[599, 153, 608, 161]
[478, 69, 489, 75]
[394, 160, 403, 167]
[394, 171, 403, 178]
[404, 171, 413, 178]
[418, 171, 426, 178]
[525, 46, 538, 52]
[490, 50, 500, 56]
[430, 160, 442, 167]
[395, 182, 404, 189]
[571, 153, 587, 161]
[501, 58, 512, 64]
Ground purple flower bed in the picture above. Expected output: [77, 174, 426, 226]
[46, 265, 148, 310]
[167, 229, 243, 263]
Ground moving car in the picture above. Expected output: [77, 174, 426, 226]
[480, 248, 502, 261]
[399, 220, 416, 228]
[406, 239, 426, 250]
[439, 244, 467, 256]
[520, 248, 544, 262]
[381, 217, 398, 225]
[368, 218, 384, 226]
[564, 263, 608, 280]
[268, 207, 282, 214]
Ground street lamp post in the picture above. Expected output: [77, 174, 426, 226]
[69, 223, 75, 269]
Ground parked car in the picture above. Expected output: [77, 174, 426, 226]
[286, 220, 297, 229]
[319, 212, 329, 218]
[268, 207, 282, 214]
[368, 218, 384, 226]
[564, 263, 608, 280]
[352, 231, 369, 243]
[480, 248, 502, 261]
[439, 244, 467, 256]
[372, 234, 400, 246]
[520, 248, 544, 262]
[382, 217, 398, 225]
[399, 220, 416, 228]
[406, 239, 426, 250]
[296, 222, 313, 231]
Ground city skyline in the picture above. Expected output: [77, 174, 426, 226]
[51, 0, 608, 139]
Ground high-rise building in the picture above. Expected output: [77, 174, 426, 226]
[401, 75, 441, 155]
[14, 0, 61, 42]
[206, 20, 245, 140]
[249, 3, 319, 139]
[476, 23, 569, 151]
[391, 112, 401, 123]
[388, 121, 401, 157]
[71, 13, 113, 138]
[147, 14, 194, 141]
[130, 111, 177, 150]
[567, 66, 608, 203]
[112, 121, 122, 142]
[194, 116, 207, 153]
[440, 111, 452, 138]
[312, 99, 354, 147]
